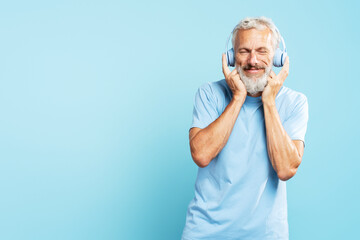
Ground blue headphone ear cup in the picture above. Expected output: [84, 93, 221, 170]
[281, 51, 287, 66]
[273, 48, 283, 67]
[227, 48, 235, 67]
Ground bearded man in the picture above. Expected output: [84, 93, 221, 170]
[181, 17, 309, 240]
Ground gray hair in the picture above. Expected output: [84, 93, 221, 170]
[231, 16, 281, 50]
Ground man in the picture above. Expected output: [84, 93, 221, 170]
[181, 17, 309, 240]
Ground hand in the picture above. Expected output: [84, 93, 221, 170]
[262, 56, 289, 104]
[222, 53, 247, 102]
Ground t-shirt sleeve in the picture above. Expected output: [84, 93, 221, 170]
[283, 94, 309, 147]
[190, 83, 220, 130]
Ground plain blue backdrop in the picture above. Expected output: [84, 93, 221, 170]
[0, 0, 359, 239]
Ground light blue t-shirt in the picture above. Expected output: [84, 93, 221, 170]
[182, 79, 309, 240]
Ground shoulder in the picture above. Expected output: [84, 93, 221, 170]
[197, 79, 231, 101]
[277, 85, 308, 106]
[277, 86, 308, 120]
[194, 79, 231, 113]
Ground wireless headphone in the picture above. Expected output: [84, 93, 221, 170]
[225, 27, 287, 67]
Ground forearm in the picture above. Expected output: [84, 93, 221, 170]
[263, 101, 301, 180]
[191, 97, 244, 167]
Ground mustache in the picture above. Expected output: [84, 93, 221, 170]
[242, 64, 266, 71]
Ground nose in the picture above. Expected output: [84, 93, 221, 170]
[248, 50, 258, 66]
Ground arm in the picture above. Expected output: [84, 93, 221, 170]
[190, 54, 247, 168]
[190, 97, 244, 168]
[262, 56, 304, 181]
[263, 101, 304, 181]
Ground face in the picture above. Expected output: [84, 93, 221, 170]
[234, 28, 275, 95]
[234, 28, 274, 80]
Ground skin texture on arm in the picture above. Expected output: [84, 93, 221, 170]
[262, 56, 304, 181]
[189, 54, 247, 168]
[263, 101, 304, 181]
[190, 98, 244, 168]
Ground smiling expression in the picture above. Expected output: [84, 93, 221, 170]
[234, 28, 274, 80]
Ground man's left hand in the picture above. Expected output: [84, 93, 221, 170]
[262, 56, 289, 104]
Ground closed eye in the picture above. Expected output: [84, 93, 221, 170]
[239, 49, 250, 54]
[257, 47, 269, 54]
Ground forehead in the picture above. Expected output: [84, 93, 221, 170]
[235, 28, 273, 49]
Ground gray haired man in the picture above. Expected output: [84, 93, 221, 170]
[182, 16, 308, 240]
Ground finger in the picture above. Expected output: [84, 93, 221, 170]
[269, 70, 276, 78]
[278, 56, 289, 81]
[230, 68, 239, 77]
[222, 53, 231, 77]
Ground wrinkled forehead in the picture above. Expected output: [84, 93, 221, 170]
[234, 28, 273, 49]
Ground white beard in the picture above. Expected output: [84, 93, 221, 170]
[236, 64, 272, 95]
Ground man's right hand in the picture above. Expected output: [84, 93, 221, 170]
[222, 53, 247, 102]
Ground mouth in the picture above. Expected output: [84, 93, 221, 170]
[244, 67, 265, 74]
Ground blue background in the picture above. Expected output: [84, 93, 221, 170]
[0, 0, 359, 239]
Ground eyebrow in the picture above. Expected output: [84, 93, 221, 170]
[238, 47, 270, 51]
